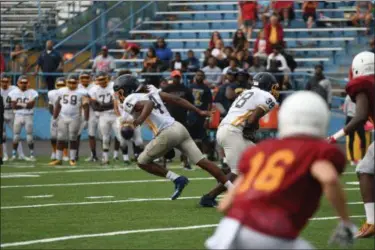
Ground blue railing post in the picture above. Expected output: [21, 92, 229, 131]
[90, 7, 97, 57]
[37, 0, 41, 23]
[130, 1, 134, 29]
[101, 7, 107, 46]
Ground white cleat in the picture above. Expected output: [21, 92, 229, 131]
[63, 156, 69, 162]
[28, 156, 36, 162]
[11, 155, 17, 161]
[50, 153, 56, 160]
[18, 155, 27, 160]
[3, 155, 9, 162]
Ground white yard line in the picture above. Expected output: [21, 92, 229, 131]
[344, 188, 359, 191]
[0, 215, 366, 248]
[346, 181, 359, 185]
[1, 174, 40, 178]
[0, 177, 214, 189]
[85, 196, 114, 199]
[0, 195, 364, 210]
[24, 195, 54, 199]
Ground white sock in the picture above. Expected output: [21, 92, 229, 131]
[223, 157, 227, 164]
[113, 150, 118, 158]
[166, 171, 180, 181]
[123, 154, 129, 161]
[56, 150, 63, 161]
[2, 144, 7, 156]
[70, 150, 77, 161]
[103, 151, 109, 162]
[364, 202, 375, 224]
[17, 143, 24, 156]
[224, 181, 234, 190]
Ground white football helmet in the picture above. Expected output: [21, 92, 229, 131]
[351, 51, 374, 79]
[278, 91, 330, 139]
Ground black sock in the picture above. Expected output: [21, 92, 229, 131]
[91, 149, 97, 158]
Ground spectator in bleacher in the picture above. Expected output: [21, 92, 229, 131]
[118, 40, 140, 59]
[142, 47, 159, 71]
[10, 44, 28, 74]
[35, 40, 63, 90]
[248, 56, 266, 73]
[280, 46, 297, 72]
[214, 69, 239, 115]
[253, 30, 271, 63]
[217, 46, 235, 69]
[232, 29, 249, 53]
[154, 37, 173, 71]
[258, 1, 272, 27]
[170, 52, 187, 72]
[241, 49, 254, 70]
[305, 64, 332, 108]
[264, 14, 284, 49]
[370, 38, 375, 53]
[92, 46, 115, 74]
[351, 1, 373, 34]
[202, 56, 222, 88]
[266, 45, 289, 72]
[238, 1, 258, 40]
[302, 1, 318, 29]
[272, 0, 295, 27]
[209, 31, 223, 50]
[202, 49, 212, 68]
[211, 40, 227, 61]
[184, 50, 200, 73]
[222, 57, 240, 75]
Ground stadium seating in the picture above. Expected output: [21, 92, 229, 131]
[1, 0, 92, 50]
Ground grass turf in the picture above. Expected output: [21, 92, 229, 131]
[1, 157, 374, 249]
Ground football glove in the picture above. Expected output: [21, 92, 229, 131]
[242, 122, 259, 141]
[328, 221, 357, 248]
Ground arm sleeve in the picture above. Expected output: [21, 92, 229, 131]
[123, 94, 140, 114]
[31, 90, 39, 100]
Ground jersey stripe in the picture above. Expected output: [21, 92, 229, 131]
[145, 118, 159, 135]
[231, 110, 254, 126]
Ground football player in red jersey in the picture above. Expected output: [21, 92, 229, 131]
[328, 51, 374, 238]
[206, 91, 357, 249]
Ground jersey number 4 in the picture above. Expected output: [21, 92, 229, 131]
[149, 95, 164, 114]
[238, 150, 295, 193]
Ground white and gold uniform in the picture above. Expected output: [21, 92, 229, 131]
[123, 89, 204, 165]
[1, 85, 17, 140]
[8, 88, 38, 145]
[78, 83, 97, 136]
[115, 98, 143, 148]
[217, 87, 277, 173]
[56, 87, 88, 141]
[48, 89, 60, 140]
[89, 81, 116, 151]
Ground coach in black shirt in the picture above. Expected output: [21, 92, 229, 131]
[35, 40, 63, 90]
[162, 70, 194, 170]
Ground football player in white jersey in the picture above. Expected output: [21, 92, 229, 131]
[9, 75, 39, 161]
[1, 74, 26, 161]
[76, 72, 95, 161]
[200, 72, 279, 207]
[114, 75, 233, 200]
[49, 75, 89, 166]
[89, 72, 117, 165]
[48, 77, 67, 161]
[113, 70, 144, 164]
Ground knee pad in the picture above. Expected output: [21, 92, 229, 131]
[13, 134, 20, 143]
[26, 134, 33, 144]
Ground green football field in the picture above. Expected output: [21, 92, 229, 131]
[0, 158, 374, 249]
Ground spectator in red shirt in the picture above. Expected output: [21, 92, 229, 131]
[272, 0, 295, 27]
[238, 1, 258, 40]
[0, 54, 5, 73]
[302, 1, 318, 28]
[118, 40, 140, 59]
[209, 31, 223, 50]
[264, 14, 284, 48]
